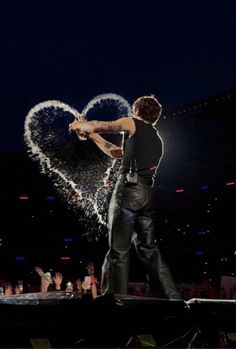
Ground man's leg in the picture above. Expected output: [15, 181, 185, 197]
[133, 188, 180, 299]
[101, 177, 134, 295]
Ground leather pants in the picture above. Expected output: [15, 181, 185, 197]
[101, 175, 180, 299]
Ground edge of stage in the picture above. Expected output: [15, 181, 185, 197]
[0, 292, 236, 348]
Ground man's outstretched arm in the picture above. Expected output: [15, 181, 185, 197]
[69, 117, 135, 135]
[74, 129, 123, 159]
[88, 133, 123, 159]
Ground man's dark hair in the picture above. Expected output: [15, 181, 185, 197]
[132, 95, 162, 123]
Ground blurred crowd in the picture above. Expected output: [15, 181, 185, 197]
[0, 263, 236, 301]
[0, 262, 100, 299]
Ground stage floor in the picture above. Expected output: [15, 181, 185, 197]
[0, 292, 235, 348]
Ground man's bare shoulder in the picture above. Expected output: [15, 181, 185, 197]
[118, 116, 135, 134]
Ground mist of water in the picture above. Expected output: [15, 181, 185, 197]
[24, 94, 132, 238]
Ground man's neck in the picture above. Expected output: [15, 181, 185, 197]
[133, 115, 151, 124]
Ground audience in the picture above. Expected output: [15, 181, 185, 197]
[0, 264, 235, 301]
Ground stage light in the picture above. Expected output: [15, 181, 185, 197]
[19, 196, 29, 200]
[15, 256, 26, 261]
[175, 189, 184, 193]
[63, 238, 73, 243]
[46, 196, 56, 200]
[194, 251, 204, 256]
[226, 181, 235, 186]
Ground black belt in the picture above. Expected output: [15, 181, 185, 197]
[136, 175, 153, 186]
[119, 173, 152, 187]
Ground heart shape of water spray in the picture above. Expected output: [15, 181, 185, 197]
[24, 93, 131, 236]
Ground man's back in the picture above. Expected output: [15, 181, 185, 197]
[121, 118, 163, 182]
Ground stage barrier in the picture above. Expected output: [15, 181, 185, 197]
[0, 292, 235, 348]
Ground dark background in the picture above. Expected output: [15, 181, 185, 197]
[1, 0, 235, 151]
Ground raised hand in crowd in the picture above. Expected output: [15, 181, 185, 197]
[53, 272, 63, 290]
[34, 266, 44, 277]
[34, 266, 52, 292]
[86, 262, 95, 277]
[4, 284, 13, 296]
[85, 262, 99, 299]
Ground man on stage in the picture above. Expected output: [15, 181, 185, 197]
[69, 95, 179, 299]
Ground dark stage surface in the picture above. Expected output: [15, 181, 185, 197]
[0, 292, 236, 348]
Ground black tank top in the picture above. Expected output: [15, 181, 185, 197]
[120, 118, 163, 182]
